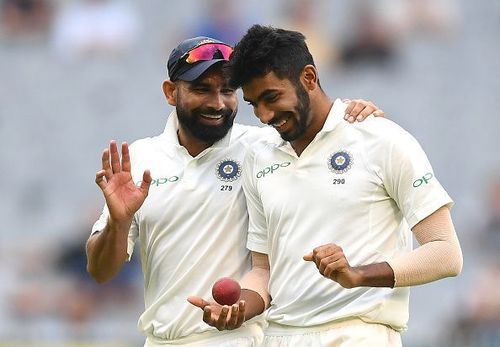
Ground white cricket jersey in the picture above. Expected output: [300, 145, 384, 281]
[92, 111, 274, 341]
[243, 99, 453, 331]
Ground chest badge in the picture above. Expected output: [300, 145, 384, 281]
[216, 159, 242, 182]
[328, 150, 353, 174]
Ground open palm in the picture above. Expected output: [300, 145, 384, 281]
[95, 141, 152, 222]
[187, 296, 246, 331]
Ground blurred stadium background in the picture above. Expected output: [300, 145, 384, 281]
[1, 0, 499, 346]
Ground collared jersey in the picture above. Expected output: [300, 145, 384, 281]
[243, 99, 453, 331]
[92, 111, 274, 341]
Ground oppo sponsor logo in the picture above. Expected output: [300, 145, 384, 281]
[256, 162, 291, 179]
[136, 176, 179, 187]
[413, 172, 433, 187]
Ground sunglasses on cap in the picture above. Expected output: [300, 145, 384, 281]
[181, 42, 234, 64]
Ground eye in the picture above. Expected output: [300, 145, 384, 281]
[265, 94, 279, 104]
[221, 88, 235, 95]
[192, 86, 209, 93]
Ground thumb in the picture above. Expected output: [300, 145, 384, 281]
[303, 253, 314, 261]
[187, 296, 210, 310]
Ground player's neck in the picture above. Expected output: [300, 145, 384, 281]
[177, 127, 213, 157]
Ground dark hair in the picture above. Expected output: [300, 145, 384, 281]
[229, 25, 316, 88]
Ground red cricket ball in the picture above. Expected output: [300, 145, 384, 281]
[212, 277, 241, 306]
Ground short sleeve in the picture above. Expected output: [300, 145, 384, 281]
[242, 148, 269, 254]
[383, 129, 453, 228]
[91, 204, 139, 261]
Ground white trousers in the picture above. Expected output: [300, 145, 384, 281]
[144, 321, 265, 347]
[263, 318, 402, 347]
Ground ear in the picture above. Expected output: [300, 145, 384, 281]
[162, 80, 177, 106]
[300, 65, 318, 91]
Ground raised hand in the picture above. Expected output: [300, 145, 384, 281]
[303, 243, 362, 289]
[95, 140, 152, 223]
[187, 296, 246, 331]
[343, 99, 385, 123]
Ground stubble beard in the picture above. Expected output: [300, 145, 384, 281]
[279, 83, 311, 142]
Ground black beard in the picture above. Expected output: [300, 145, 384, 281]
[279, 83, 310, 142]
[176, 105, 236, 143]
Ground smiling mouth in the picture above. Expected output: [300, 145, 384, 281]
[270, 115, 291, 130]
[200, 114, 223, 120]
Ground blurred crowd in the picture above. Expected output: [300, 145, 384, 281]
[447, 176, 500, 347]
[0, 0, 460, 66]
[1, 0, 499, 346]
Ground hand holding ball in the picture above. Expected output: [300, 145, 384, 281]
[212, 277, 241, 306]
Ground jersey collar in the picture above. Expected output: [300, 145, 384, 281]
[318, 98, 348, 134]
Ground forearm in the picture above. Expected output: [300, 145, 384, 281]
[387, 235, 462, 287]
[348, 241, 461, 288]
[351, 262, 395, 288]
[354, 207, 462, 288]
[387, 206, 463, 287]
[86, 217, 131, 283]
[239, 288, 266, 321]
[240, 252, 271, 320]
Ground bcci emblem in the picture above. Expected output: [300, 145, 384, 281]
[328, 150, 353, 174]
[216, 159, 242, 182]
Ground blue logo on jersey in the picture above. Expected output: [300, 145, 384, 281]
[216, 159, 242, 182]
[328, 151, 353, 174]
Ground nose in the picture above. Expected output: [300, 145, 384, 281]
[206, 92, 225, 111]
[255, 104, 275, 125]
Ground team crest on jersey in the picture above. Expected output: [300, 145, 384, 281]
[328, 150, 353, 174]
[216, 159, 242, 182]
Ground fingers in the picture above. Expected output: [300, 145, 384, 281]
[95, 170, 107, 190]
[215, 306, 229, 331]
[187, 296, 210, 310]
[356, 103, 377, 121]
[344, 99, 354, 115]
[101, 140, 121, 177]
[319, 253, 344, 276]
[203, 306, 213, 326]
[323, 258, 347, 279]
[198, 300, 245, 331]
[121, 142, 131, 172]
[304, 244, 357, 287]
[109, 140, 121, 174]
[356, 101, 385, 121]
[235, 300, 245, 327]
[101, 148, 112, 180]
[227, 303, 240, 328]
[304, 243, 345, 272]
[312, 244, 343, 263]
[140, 170, 152, 196]
[221, 301, 245, 330]
[344, 99, 384, 123]
[98, 146, 113, 189]
[346, 101, 367, 123]
[344, 99, 363, 123]
[201, 305, 225, 329]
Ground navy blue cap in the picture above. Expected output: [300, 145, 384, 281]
[167, 36, 231, 81]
